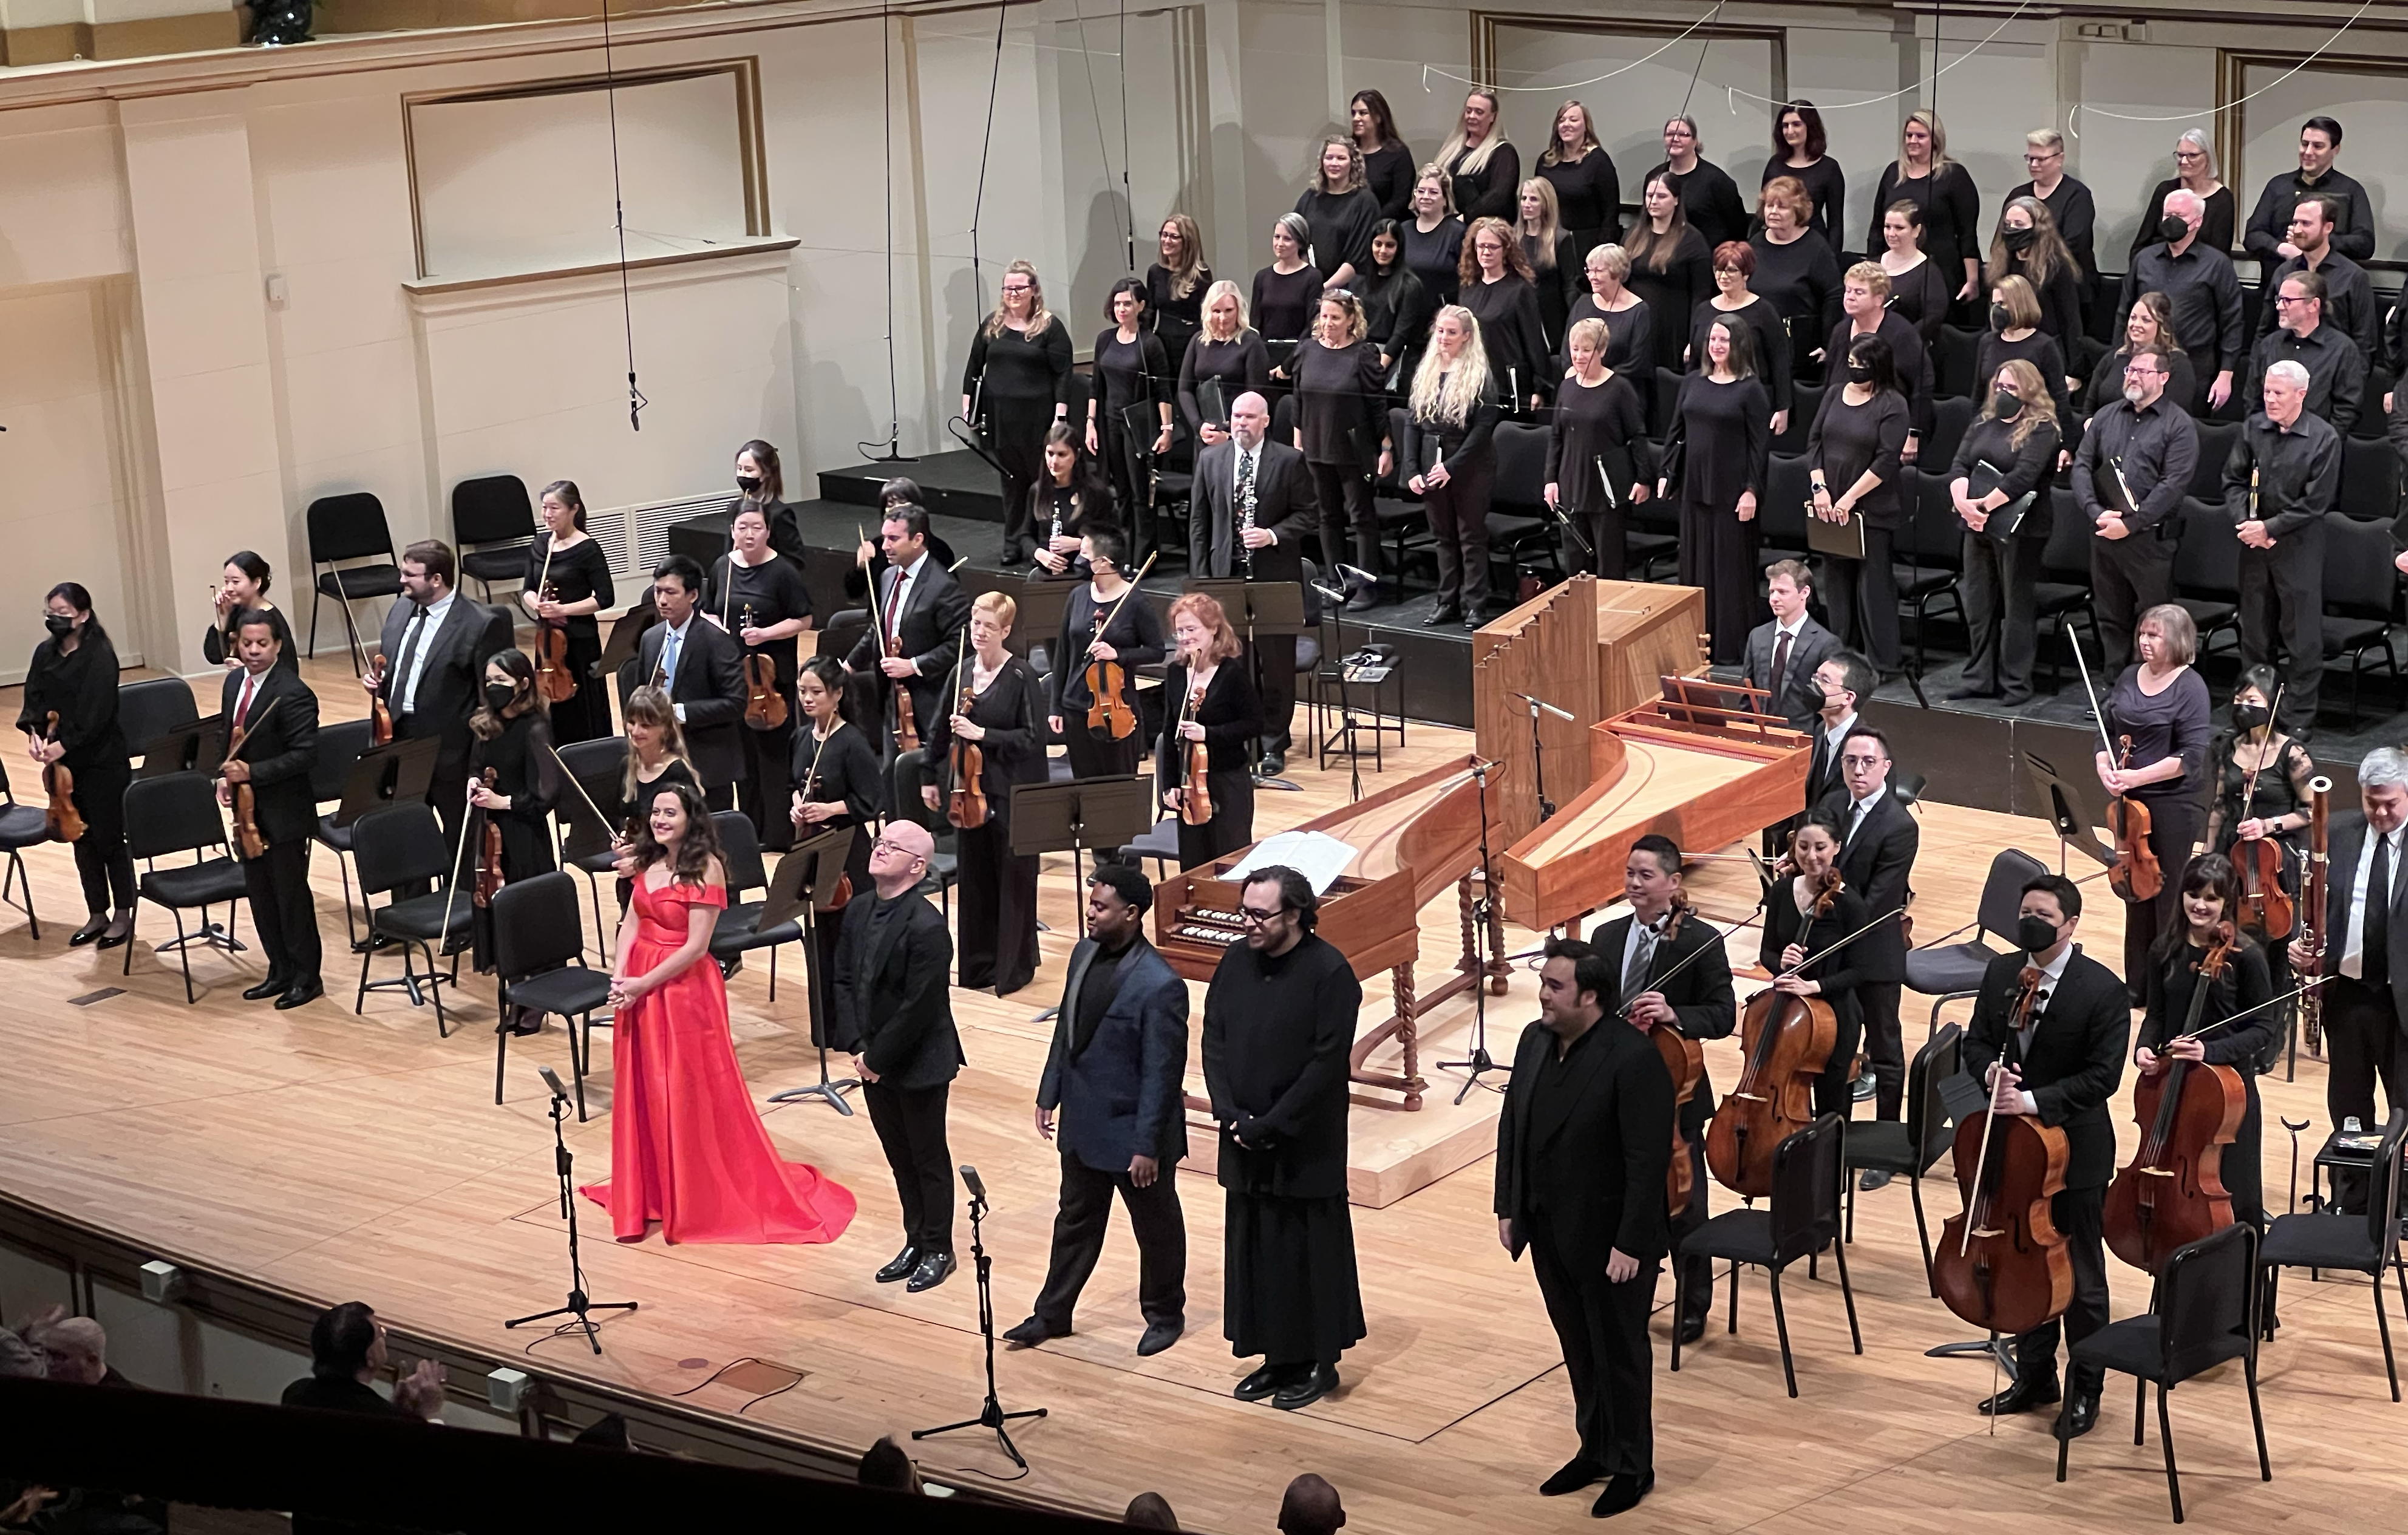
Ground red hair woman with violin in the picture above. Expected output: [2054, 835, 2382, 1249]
[1757, 812, 1873, 1120]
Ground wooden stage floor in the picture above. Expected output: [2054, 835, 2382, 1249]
[2, 658, 2404, 1533]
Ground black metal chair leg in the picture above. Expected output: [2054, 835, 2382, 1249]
[427, 941, 451, 1038]
[1844, 1174, 1855, 1244]
[1768, 1267, 1797, 1398]
[1834, 1228, 1862, 1353]
[2135, 1373, 2147, 1444]
[1728, 1258, 1741, 1333]
[2375, 1265, 2399, 1402]
[355, 934, 373, 1013]
[1669, 1258, 1686, 1373]
[494, 993, 510, 1104]
[173, 910, 196, 1004]
[1910, 1174, 1935, 1295]
[2246, 1352, 2270, 1482]
[2156, 1382, 2182, 1523]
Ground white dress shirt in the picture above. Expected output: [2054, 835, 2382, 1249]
[396, 590, 456, 716]
[2011, 940, 2078, 1115]
[2340, 822, 2406, 979]
[1619, 908, 1673, 1001]
[657, 614, 694, 722]
[1845, 783, 1888, 845]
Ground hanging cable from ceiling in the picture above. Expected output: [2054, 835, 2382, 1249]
[859, 5, 911, 463]
[597, 0, 645, 432]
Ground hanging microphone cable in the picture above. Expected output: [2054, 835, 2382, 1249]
[968, 1, 1008, 313]
[599, 0, 645, 431]
[1118, 0, 1135, 274]
[1678, 0, 1725, 117]
[859, 5, 913, 462]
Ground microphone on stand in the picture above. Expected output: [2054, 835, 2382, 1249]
[1512, 690, 1576, 721]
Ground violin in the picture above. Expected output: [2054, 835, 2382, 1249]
[1933, 968, 2073, 1337]
[473, 768, 505, 909]
[740, 606, 789, 731]
[2105, 736, 2163, 904]
[1646, 900, 1706, 1219]
[1080, 556, 1156, 741]
[2231, 714, 2296, 940]
[221, 698, 279, 862]
[1705, 862, 1841, 1199]
[534, 588, 576, 706]
[866, 562, 919, 755]
[2104, 922, 2247, 1273]
[1175, 676, 1213, 827]
[947, 629, 988, 831]
[359, 640, 394, 747]
[38, 711, 84, 843]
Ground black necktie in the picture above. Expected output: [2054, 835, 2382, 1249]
[1768, 630, 1792, 710]
[391, 605, 429, 714]
[2367, 832, 2392, 988]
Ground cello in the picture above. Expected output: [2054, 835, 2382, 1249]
[1704, 869, 1845, 1199]
[944, 627, 988, 831]
[1934, 967, 2074, 1343]
[2104, 923, 2246, 1273]
[2068, 631, 2161, 904]
[1646, 899, 1707, 1220]
[38, 711, 84, 844]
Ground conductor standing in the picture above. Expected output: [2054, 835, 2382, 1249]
[1496, 937, 1673, 1520]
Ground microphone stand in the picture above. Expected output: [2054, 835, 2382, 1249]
[913, 1171, 1047, 1468]
[1513, 691, 1572, 822]
[1439, 757, 1505, 1100]
[1310, 579, 1367, 805]
[505, 1072, 638, 1353]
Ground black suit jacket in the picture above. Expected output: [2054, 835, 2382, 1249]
[1495, 1017, 1676, 1268]
[844, 557, 974, 750]
[1818, 784, 1917, 982]
[1190, 438, 1319, 579]
[1961, 947, 2130, 1189]
[1038, 936, 1190, 1171]
[1590, 910, 1735, 1143]
[833, 891, 964, 1091]
[2308, 812, 2408, 1027]
[220, 664, 319, 849]
[627, 618, 745, 790]
[376, 593, 513, 775]
[1741, 618, 1841, 732]
[1802, 718, 1851, 814]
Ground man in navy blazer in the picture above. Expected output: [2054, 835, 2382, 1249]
[1007, 864, 1191, 1356]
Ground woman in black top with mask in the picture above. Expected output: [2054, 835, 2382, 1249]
[2202, 665, 2316, 1012]
[203, 552, 298, 678]
[1806, 332, 1913, 674]
[732, 439, 805, 567]
[920, 590, 1046, 996]
[2137, 854, 2277, 1231]
[1090, 277, 1174, 527]
[18, 582, 135, 948]
[522, 480, 617, 746]
[1146, 214, 1212, 377]
[1349, 89, 1415, 221]
[964, 259, 1073, 565]
[1052, 529, 1169, 780]
[1974, 276, 2072, 426]
[1989, 196, 2086, 361]
[467, 650, 561, 986]
[1949, 359, 2062, 707]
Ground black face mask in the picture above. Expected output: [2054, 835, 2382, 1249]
[2158, 213, 2191, 244]
[735, 475, 763, 496]
[1992, 389, 2023, 418]
[2016, 914, 2061, 956]
[2002, 225, 2036, 253]
[1845, 362, 1871, 383]
[1989, 303, 2014, 333]
[2233, 701, 2271, 730]
[43, 614, 73, 638]
[485, 682, 518, 713]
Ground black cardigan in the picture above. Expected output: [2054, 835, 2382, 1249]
[923, 655, 1046, 828]
[17, 629, 127, 771]
[1158, 655, 1264, 778]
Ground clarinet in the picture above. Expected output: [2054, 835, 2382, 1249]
[1239, 472, 1258, 576]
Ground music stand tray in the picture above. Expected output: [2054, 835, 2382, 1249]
[595, 608, 654, 684]
[764, 825, 863, 1113]
[137, 715, 226, 780]
[1011, 777, 1158, 936]
[1183, 577, 1310, 635]
[331, 737, 440, 829]
[2018, 746, 2116, 874]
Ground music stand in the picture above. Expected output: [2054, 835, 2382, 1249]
[137, 715, 225, 780]
[763, 825, 863, 1114]
[1185, 577, 1309, 792]
[1011, 777, 1157, 941]
[595, 608, 654, 690]
[1013, 575, 1076, 672]
[2016, 746, 2117, 877]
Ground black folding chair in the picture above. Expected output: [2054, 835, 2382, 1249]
[350, 802, 471, 1035]
[1672, 1113, 1862, 1396]
[453, 475, 538, 603]
[305, 718, 375, 948]
[0, 757, 53, 937]
[2062, 1222, 2270, 1523]
[707, 810, 803, 998]
[489, 872, 613, 1120]
[1904, 848, 2049, 1033]
[122, 773, 251, 1004]
[557, 737, 630, 962]
[2259, 1107, 2408, 1401]
[2319, 514, 2401, 727]
[308, 492, 403, 658]
[1843, 1023, 1963, 1288]
[2172, 497, 2240, 662]
[120, 678, 200, 767]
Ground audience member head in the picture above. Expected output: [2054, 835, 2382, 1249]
[1123, 1491, 1180, 1529]
[1277, 1474, 1346, 1535]
[857, 1435, 922, 1494]
[27, 1310, 107, 1386]
[309, 1301, 383, 1382]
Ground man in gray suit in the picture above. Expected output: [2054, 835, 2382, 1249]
[363, 539, 512, 852]
[1741, 559, 1841, 732]
[1008, 864, 1189, 1356]
[1190, 391, 1320, 772]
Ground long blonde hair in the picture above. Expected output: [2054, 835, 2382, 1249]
[1410, 305, 1492, 427]
[1437, 89, 1508, 179]
[1987, 358, 2059, 452]
[1158, 213, 1205, 300]
[1517, 179, 1565, 271]
[1903, 109, 1952, 175]
[983, 259, 1056, 340]
[1199, 277, 1248, 342]
[620, 686, 698, 804]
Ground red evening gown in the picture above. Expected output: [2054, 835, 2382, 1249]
[579, 877, 855, 1244]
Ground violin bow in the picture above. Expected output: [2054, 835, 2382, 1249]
[1080, 551, 1160, 669]
[541, 741, 615, 840]
[434, 775, 483, 953]
[2065, 629, 2121, 768]
[2175, 975, 2330, 1044]
[1766, 905, 1908, 984]
[2237, 681, 2287, 809]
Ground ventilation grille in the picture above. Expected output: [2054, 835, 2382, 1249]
[588, 492, 729, 577]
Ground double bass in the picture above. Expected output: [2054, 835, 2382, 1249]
[944, 627, 988, 831]
[1704, 870, 1843, 1199]
[2104, 925, 2246, 1273]
[1934, 968, 2073, 1340]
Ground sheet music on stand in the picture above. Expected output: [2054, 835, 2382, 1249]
[1224, 831, 1357, 895]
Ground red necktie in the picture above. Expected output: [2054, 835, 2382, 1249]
[235, 674, 257, 730]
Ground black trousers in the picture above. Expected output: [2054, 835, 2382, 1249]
[954, 817, 1038, 996]
[1310, 460, 1379, 568]
[1251, 637, 1297, 756]
[993, 402, 1053, 553]
[1959, 531, 2039, 697]
[863, 1080, 954, 1255]
[1812, 1003, 1865, 1121]
[2090, 530, 2177, 674]
[2238, 536, 2325, 728]
[1423, 459, 1494, 610]
[1668, 1133, 1713, 1324]
[2321, 974, 2408, 1209]
[1064, 718, 1143, 781]
[1175, 770, 1254, 870]
[2013, 1182, 2110, 1390]
[1563, 506, 1629, 580]
[243, 838, 321, 985]
[2122, 796, 2206, 1001]
[2228, 1072, 2266, 1231]
[1860, 981, 1906, 1120]
[1528, 1213, 1657, 1478]
[1030, 1153, 1188, 1330]
[1820, 523, 1899, 673]
[738, 718, 797, 853]
[67, 757, 136, 913]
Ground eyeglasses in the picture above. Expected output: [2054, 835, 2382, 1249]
[2173, 149, 2206, 162]
[2273, 293, 2311, 306]
[2024, 152, 2061, 165]
[871, 838, 927, 862]
[1237, 904, 1285, 925]
[1001, 284, 1033, 295]
[2124, 363, 2167, 377]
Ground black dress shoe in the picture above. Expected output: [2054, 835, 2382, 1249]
[507, 1008, 544, 1036]
[95, 916, 134, 950]
[1675, 1312, 1707, 1347]
[274, 979, 324, 1010]
[999, 544, 1027, 567]
[1422, 605, 1462, 627]
[905, 1251, 956, 1293]
[1858, 1168, 1893, 1191]
[1136, 1318, 1183, 1356]
[242, 975, 292, 1001]
[1002, 1315, 1066, 1349]
[68, 915, 109, 947]
[1257, 752, 1287, 778]
[876, 1245, 922, 1283]
[1591, 1472, 1653, 1519]
[1232, 1364, 1285, 1402]
[1271, 1363, 1338, 1411]
[2056, 1389, 2100, 1439]
[1539, 1457, 1605, 1496]
[1463, 607, 1488, 628]
[1978, 1374, 2061, 1416]
[1999, 689, 2035, 707]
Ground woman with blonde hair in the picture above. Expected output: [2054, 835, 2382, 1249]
[1975, 273, 2071, 423]
[1545, 315, 1654, 579]
[2096, 603, 2213, 990]
[2133, 128, 2233, 260]
[964, 259, 1072, 565]
[1403, 305, 1505, 626]
[1516, 178, 1582, 351]
[1294, 136, 1380, 290]
[1176, 278, 1270, 444]
[1145, 213, 1212, 374]
[2087, 290, 2197, 423]
[1402, 163, 1467, 308]
[1438, 87, 1519, 221]
[1866, 110, 1981, 308]
[1560, 243, 1656, 407]
[920, 590, 1044, 995]
[1158, 591, 1263, 869]
[1293, 289, 1391, 609]
[1988, 194, 2084, 352]
[1536, 100, 1619, 257]
[1948, 358, 2063, 706]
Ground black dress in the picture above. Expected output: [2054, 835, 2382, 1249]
[1146, 262, 1213, 378]
[1093, 326, 1172, 521]
[1461, 273, 1549, 408]
[1177, 331, 1271, 437]
[2104, 665, 2215, 993]
[964, 319, 1074, 554]
[1999, 250, 2086, 352]
[1539, 149, 1622, 254]
[1545, 371, 1655, 579]
[1758, 878, 1873, 1118]
[1446, 139, 1522, 223]
[1054, 580, 1168, 780]
[1663, 373, 1771, 664]
[202, 604, 299, 678]
[524, 534, 616, 744]
[1764, 157, 1846, 246]
[1401, 217, 1465, 309]
[611, 755, 698, 843]
[1868, 162, 1982, 312]
[1625, 228, 1713, 373]
[1560, 294, 1656, 414]
[1689, 294, 1794, 414]
[790, 721, 882, 1049]
[16, 628, 135, 916]
[2138, 936, 2277, 1229]
[1251, 264, 1324, 381]
[923, 655, 1045, 996]
[1293, 187, 1380, 282]
[468, 710, 561, 970]
[1362, 140, 1415, 221]
[704, 550, 812, 852]
[1805, 386, 1913, 673]
[1749, 232, 1843, 378]
[1159, 655, 1263, 870]
[1357, 264, 1432, 383]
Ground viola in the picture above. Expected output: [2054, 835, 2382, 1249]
[38, 711, 84, 843]
[1705, 869, 1840, 1199]
[2106, 735, 2163, 904]
[2104, 924, 2247, 1273]
[2231, 732, 2296, 940]
[1648, 899, 1705, 1219]
[367, 648, 395, 747]
[473, 768, 505, 909]
[1175, 678, 1213, 827]
[739, 607, 789, 732]
[1934, 968, 2073, 1338]
[534, 583, 577, 706]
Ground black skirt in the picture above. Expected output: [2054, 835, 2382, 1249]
[1225, 1190, 1366, 1364]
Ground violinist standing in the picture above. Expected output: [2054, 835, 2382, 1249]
[2138, 854, 2276, 1231]
[1817, 726, 1917, 1134]
[922, 593, 1045, 997]
[2203, 667, 2314, 1012]
[1158, 593, 1263, 871]
[706, 499, 813, 851]
[520, 482, 616, 745]
[790, 656, 883, 1050]
[468, 652, 561, 998]
[363, 541, 515, 854]
[2097, 604, 2214, 1000]
[1596, 834, 1735, 1347]
[1051, 529, 1168, 781]
[845, 506, 970, 821]
[18, 584, 136, 948]
[627, 557, 745, 814]
[1963, 874, 2129, 1438]
[1760, 813, 1873, 1119]
[216, 611, 322, 1007]
[1495, 936, 1673, 1520]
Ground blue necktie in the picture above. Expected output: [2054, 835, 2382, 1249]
[660, 626, 684, 693]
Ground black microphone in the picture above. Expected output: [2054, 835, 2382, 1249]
[960, 1164, 988, 1203]
[538, 1064, 570, 1101]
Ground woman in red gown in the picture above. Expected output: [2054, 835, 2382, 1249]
[580, 780, 855, 1245]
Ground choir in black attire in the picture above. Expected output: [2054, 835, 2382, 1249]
[19, 592, 137, 944]
[525, 526, 616, 744]
[924, 638, 1045, 996]
[1093, 293, 1174, 523]
[1662, 365, 1772, 665]
[705, 539, 811, 852]
[1545, 364, 1654, 579]
[1177, 326, 1271, 438]
[965, 287, 1074, 563]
